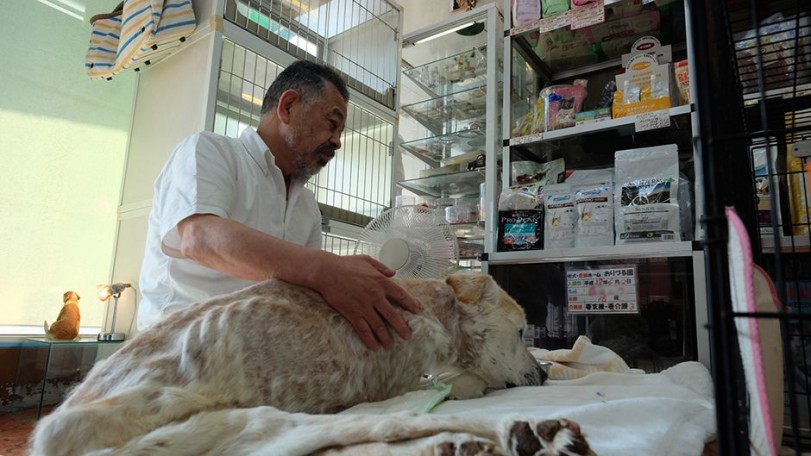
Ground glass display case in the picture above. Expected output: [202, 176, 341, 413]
[398, 4, 503, 271]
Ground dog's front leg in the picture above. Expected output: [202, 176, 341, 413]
[446, 372, 488, 400]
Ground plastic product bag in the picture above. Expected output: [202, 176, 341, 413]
[542, 0, 570, 17]
[734, 13, 811, 90]
[512, 0, 541, 26]
[541, 80, 588, 131]
[511, 158, 566, 186]
[614, 145, 681, 244]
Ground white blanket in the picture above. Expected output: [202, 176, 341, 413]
[95, 339, 716, 455]
[343, 337, 716, 456]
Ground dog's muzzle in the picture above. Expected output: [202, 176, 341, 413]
[506, 361, 550, 388]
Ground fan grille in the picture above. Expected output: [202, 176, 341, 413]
[355, 206, 460, 279]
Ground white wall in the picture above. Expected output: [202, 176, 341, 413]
[0, 0, 136, 330]
[111, 31, 220, 336]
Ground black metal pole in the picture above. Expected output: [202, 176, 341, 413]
[688, 0, 756, 453]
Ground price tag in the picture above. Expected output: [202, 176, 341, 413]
[511, 133, 542, 146]
[511, 20, 541, 36]
[566, 265, 638, 314]
[538, 10, 572, 33]
[635, 109, 671, 132]
[570, 0, 605, 30]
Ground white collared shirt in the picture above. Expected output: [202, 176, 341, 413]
[137, 128, 322, 330]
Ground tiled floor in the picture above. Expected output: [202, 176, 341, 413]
[0, 407, 51, 456]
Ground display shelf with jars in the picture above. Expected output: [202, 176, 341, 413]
[397, 3, 503, 271]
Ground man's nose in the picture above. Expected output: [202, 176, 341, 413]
[330, 131, 342, 150]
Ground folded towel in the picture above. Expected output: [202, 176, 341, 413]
[530, 335, 639, 380]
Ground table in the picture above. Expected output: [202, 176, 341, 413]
[17, 337, 124, 418]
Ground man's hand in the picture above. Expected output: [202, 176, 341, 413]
[311, 254, 421, 350]
[176, 215, 419, 350]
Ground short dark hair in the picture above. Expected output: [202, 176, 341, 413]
[261, 60, 349, 114]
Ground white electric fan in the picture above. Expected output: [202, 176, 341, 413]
[355, 205, 460, 279]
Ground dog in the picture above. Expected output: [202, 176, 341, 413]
[29, 273, 593, 456]
[43, 291, 81, 340]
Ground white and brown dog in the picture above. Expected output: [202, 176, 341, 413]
[43, 290, 81, 340]
[31, 274, 593, 456]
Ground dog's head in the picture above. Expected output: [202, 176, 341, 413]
[63, 291, 81, 304]
[447, 273, 547, 390]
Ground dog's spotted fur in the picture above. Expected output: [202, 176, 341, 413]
[30, 273, 593, 456]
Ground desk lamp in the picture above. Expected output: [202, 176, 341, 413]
[97, 282, 131, 341]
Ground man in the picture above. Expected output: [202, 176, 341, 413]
[138, 60, 419, 350]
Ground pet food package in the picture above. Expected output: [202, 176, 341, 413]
[511, 158, 566, 186]
[512, 0, 541, 27]
[674, 59, 690, 105]
[541, 81, 588, 131]
[497, 185, 544, 251]
[752, 142, 781, 236]
[570, 169, 614, 248]
[614, 145, 681, 244]
[498, 210, 544, 251]
[787, 146, 810, 236]
[543, 184, 576, 248]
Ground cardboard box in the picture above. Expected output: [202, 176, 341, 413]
[612, 37, 677, 118]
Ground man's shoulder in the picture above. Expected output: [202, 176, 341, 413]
[174, 131, 243, 159]
[194, 131, 242, 148]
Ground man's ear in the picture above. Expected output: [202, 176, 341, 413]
[276, 89, 301, 124]
[446, 273, 491, 305]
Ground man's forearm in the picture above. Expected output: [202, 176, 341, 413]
[177, 214, 328, 288]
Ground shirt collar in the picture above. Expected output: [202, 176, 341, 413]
[239, 128, 272, 175]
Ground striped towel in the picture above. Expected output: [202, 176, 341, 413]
[86, 11, 122, 79]
[116, 0, 196, 72]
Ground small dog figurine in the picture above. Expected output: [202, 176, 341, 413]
[44, 291, 81, 340]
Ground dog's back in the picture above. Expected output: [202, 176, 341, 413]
[44, 291, 81, 340]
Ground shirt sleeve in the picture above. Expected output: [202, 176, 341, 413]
[155, 133, 238, 257]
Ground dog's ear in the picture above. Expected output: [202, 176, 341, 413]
[446, 273, 491, 305]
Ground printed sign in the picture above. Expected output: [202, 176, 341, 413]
[566, 265, 638, 314]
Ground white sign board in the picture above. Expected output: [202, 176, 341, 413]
[566, 265, 639, 314]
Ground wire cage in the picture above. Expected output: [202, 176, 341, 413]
[223, 0, 401, 109]
[690, 0, 811, 453]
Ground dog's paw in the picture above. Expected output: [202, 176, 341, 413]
[506, 419, 595, 456]
[437, 439, 502, 456]
[447, 372, 488, 400]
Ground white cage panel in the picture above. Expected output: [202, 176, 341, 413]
[223, 0, 399, 109]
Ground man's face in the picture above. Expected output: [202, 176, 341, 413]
[284, 82, 347, 179]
